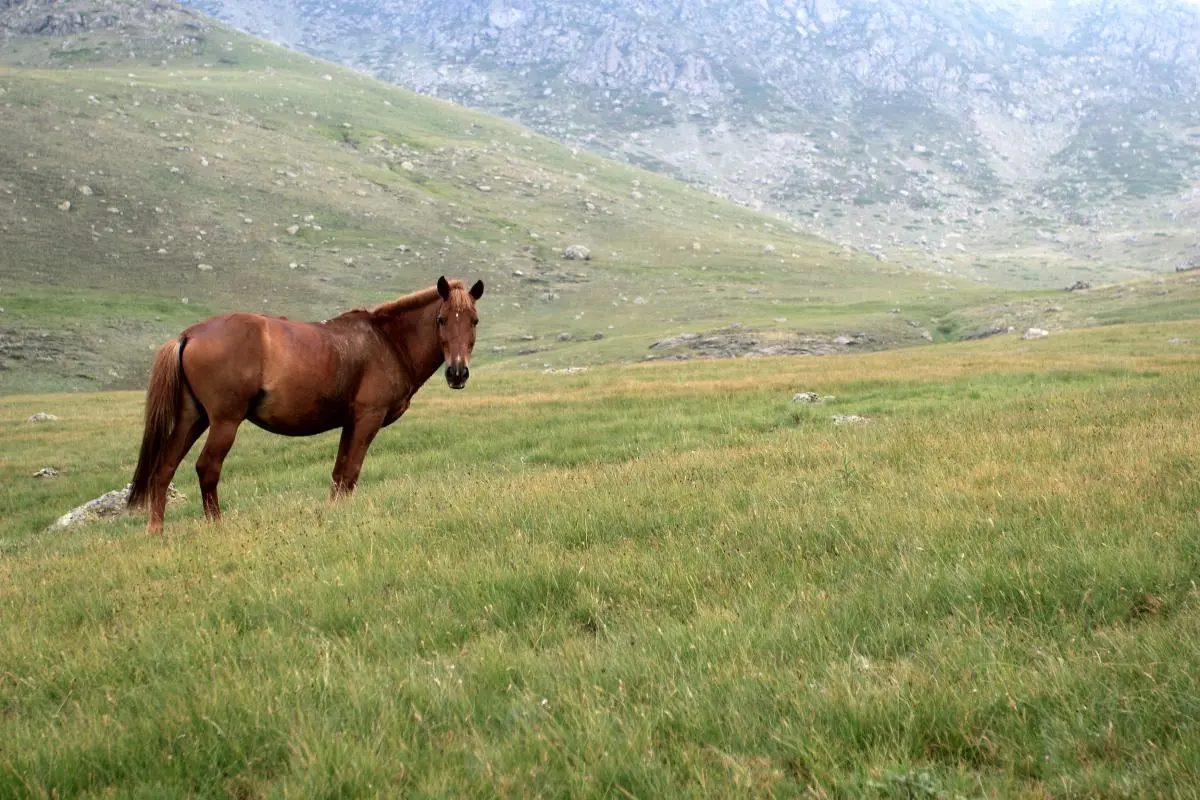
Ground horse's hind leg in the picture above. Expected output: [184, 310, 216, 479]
[147, 397, 208, 534]
[196, 418, 241, 521]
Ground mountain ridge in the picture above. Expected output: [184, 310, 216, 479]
[182, 0, 1200, 287]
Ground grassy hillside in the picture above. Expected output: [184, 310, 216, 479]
[0, 0, 992, 396]
[932, 271, 1200, 340]
[2, 321, 1199, 795]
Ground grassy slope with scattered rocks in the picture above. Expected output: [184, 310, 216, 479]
[0, 0, 989, 395]
[187, 0, 1200, 289]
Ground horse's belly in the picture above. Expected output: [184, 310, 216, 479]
[248, 391, 346, 436]
[247, 414, 341, 437]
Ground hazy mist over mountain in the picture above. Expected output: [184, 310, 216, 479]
[182, 0, 1200, 286]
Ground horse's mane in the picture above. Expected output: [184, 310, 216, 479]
[369, 280, 469, 317]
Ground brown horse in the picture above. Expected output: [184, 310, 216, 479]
[127, 276, 484, 534]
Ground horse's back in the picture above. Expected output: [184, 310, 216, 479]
[184, 313, 335, 361]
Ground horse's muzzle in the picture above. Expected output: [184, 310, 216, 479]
[445, 364, 469, 390]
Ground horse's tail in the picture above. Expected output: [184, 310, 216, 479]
[128, 337, 186, 509]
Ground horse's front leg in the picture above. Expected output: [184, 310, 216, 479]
[329, 409, 386, 501]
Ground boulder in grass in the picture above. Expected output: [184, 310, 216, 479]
[791, 392, 823, 404]
[48, 484, 186, 531]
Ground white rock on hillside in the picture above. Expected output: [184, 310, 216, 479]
[48, 484, 186, 531]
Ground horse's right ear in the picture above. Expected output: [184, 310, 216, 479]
[436, 275, 451, 300]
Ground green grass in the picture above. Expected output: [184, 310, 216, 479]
[2, 321, 1199, 796]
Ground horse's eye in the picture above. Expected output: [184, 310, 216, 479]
[437, 316, 446, 327]
[471, 319, 478, 327]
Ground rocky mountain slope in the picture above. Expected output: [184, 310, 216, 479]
[182, 0, 1200, 287]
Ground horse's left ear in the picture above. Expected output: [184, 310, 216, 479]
[437, 275, 451, 300]
[469, 280, 485, 300]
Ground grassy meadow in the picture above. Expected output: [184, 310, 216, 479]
[2, 321, 1199, 796]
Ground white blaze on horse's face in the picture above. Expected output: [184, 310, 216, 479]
[436, 276, 484, 390]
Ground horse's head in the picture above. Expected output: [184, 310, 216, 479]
[436, 275, 484, 390]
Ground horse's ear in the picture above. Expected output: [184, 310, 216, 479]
[469, 279, 485, 300]
[436, 275, 451, 300]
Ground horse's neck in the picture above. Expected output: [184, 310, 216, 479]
[375, 303, 442, 386]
